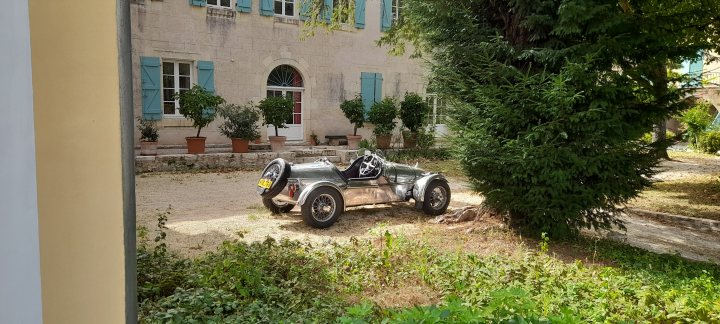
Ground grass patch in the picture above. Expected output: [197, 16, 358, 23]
[629, 174, 720, 221]
[139, 216, 720, 323]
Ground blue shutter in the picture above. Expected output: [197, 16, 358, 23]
[190, 0, 206, 7]
[373, 73, 383, 103]
[381, 0, 392, 31]
[323, 0, 333, 23]
[260, 0, 274, 16]
[354, 0, 366, 29]
[236, 0, 251, 13]
[688, 51, 704, 87]
[361, 72, 376, 114]
[140, 57, 162, 120]
[300, 0, 310, 21]
[197, 61, 216, 117]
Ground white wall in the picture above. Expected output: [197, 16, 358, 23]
[0, 0, 43, 323]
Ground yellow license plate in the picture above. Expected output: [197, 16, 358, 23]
[258, 178, 273, 189]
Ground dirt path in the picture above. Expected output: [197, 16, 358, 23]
[136, 155, 720, 264]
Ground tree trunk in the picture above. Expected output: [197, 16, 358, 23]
[652, 120, 669, 159]
[651, 63, 670, 160]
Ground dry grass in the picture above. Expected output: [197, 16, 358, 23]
[629, 173, 720, 221]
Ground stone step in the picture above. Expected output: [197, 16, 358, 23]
[249, 143, 271, 152]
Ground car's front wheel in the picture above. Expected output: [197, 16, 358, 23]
[422, 180, 451, 216]
[263, 197, 295, 214]
[301, 187, 344, 228]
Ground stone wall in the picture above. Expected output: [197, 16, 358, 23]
[131, 0, 427, 146]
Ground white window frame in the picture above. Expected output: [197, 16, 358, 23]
[274, 0, 297, 17]
[207, 0, 233, 9]
[391, 0, 400, 22]
[162, 61, 194, 117]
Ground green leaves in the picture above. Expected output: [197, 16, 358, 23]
[217, 103, 261, 140]
[258, 96, 294, 137]
[399, 92, 430, 133]
[367, 97, 397, 136]
[340, 95, 366, 135]
[174, 85, 226, 138]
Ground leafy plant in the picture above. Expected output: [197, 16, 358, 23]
[258, 96, 294, 137]
[367, 97, 397, 136]
[358, 138, 376, 151]
[679, 101, 715, 148]
[698, 130, 720, 154]
[174, 85, 226, 138]
[137, 117, 159, 142]
[217, 103, 261, 140]
[399, 92, 430, 133]
[416, 127, 436, 150]
[340, 95, 366, 136]
[640, 130, 676, 145]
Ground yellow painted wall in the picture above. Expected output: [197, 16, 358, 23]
[29, 1, 127, 323]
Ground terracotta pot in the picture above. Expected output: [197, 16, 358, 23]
[268, 136, 287, 152]
[139, 141, 158, 156]
[308, 135, 318, 146]
[346, 135, 362, 150]
[254, 138, 262, 144]
[376, 134, 392, 149]
[402, 131, 417, 149]
[186, 137, 206, 154]
[231, 138, 250, 153]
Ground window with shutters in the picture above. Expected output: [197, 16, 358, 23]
[162, 61, 192, 116]
[275, 0, 296, 17]
[207, 0, 232, 9]
[391, 0, 400, 22]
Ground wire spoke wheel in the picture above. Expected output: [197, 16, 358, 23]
[430, 186, 447, 209]
[422, 180, 451, 216]
[311, 194, 336, 222]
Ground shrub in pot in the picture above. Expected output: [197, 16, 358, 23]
[137, 117, 159, 156]
[340, 95, 365, 149]
[367, 97, 397, 149]
[218, 103, 261, 153]
[174, 85, 226, 154]
[399, 92, 430, 148]
[258, 96, 294, 152]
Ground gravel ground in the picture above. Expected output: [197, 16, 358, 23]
[136, 155, 720, 264]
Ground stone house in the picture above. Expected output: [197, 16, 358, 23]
[131, 0, 435, 146]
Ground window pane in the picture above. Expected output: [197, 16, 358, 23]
[178, 63, 190, 76]
[221, 0, 230, 7]
[163, 75, 174, 88]
[164, 102, 175, 115]
[163, 89, 175, 101]
[207, 0, 217, 5]
[162, 62, 173, 75]
[285, 1, 294, 16]
[294, 102, 301, 113]
[275, 0, 282, 14]
[294, 114, 301, 124]
[179, 76, 190, 89]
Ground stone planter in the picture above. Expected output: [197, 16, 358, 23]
[402, 131, 417, 149]
[346, 135, 362, 150]
[376, 134, 392, 149]
[231, 138, 250, 153]
[268, 136, 287, 152]
[186, 137, 206, 154]
[139, 141, 158, 156]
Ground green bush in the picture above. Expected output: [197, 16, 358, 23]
[136, 117, 159, 142]
[258, 96, 294, 137]
[217, 103, 261, 140]
[367, 97, 397, 136]
[174, 85, 226, 138]
[698, 130, 720, 154]
[340, 95, 365, 136]
[399, 92, 430, 133]
[679, 101, 715, 147]
[640, 130, 677, 145]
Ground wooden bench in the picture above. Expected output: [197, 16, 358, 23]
[325, 135, 348, 146]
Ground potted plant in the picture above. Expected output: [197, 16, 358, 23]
[174, 85, 226, 154]
[258, 96, 294, 152]
[367, 97, 397, 149]
[399, 92, 430, 148]
[137, 117, 159, 156]
[309, 131, 319, 146]
[340, 95, 365, 149]
[218, 103, 261, 153]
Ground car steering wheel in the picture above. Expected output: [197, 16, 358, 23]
[359, 154, 377, 177]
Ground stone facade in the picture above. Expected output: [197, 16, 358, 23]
[131, 0, 427, 146]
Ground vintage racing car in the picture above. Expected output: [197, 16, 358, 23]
[256, 151, 451, 228]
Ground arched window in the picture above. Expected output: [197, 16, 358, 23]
[267, 65, 303, 88]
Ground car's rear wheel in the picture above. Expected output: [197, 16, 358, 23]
[263, 197, 295, 214]
[257, 158, 290, 198]
[301, 187, 344, 228]
[422, 180, 451, 216]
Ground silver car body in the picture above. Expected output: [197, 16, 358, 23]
[271, 154, 447, 209]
